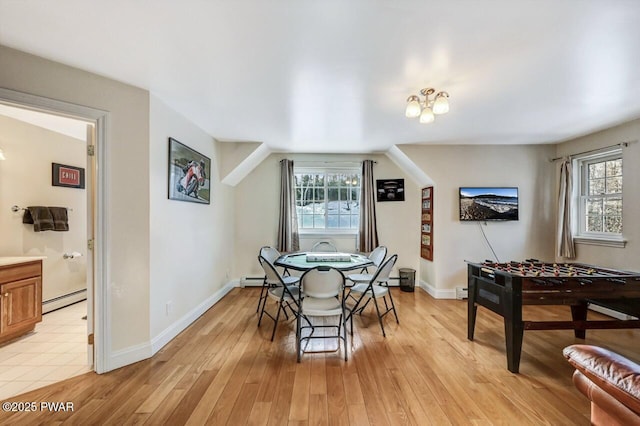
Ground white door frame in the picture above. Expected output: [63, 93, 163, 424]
[0, 87, 109, 373]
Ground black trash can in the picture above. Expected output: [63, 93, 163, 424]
[399, 268, 416, 292]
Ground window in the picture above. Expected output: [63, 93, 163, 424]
[294, 169, 361, 231]
[576, 149, 623, 240]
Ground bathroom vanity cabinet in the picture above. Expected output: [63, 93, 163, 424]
[0, 258, 43, 345]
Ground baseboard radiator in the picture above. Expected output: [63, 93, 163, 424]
[241, 276, 402, 287]
[42, 289, 87, 314]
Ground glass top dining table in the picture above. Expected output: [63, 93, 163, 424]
[274, 252, 373, 272]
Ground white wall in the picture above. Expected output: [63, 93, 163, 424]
[0, 45, 151, 353]
[149, 95, 235, 339]
[0, 45, 240, 370]
[555, 118, 640, 271]
[234, 153, 421, 281]
[0, 115, 87, 301]
[399, 144, 557, 292]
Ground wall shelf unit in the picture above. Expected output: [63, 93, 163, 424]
[421, 186, 433, 261]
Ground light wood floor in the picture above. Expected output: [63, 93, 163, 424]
[0, 300, 90, 399]
[1, 287, 639, 425]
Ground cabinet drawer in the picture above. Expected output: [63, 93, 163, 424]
[0, 261, 42, 285]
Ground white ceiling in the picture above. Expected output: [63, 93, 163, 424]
[0, 104, 88, 141]
[1, 1, 640, 153]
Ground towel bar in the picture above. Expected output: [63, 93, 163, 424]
[11, 205, 73, 212]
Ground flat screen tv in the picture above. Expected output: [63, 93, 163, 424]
[459, 187, 519, 221]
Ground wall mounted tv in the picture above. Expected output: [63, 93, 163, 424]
[459, 187, 519, 221]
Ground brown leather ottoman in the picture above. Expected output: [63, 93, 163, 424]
[563, 344, 640, 426]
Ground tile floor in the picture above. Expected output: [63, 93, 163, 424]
[0, 300, 91, 400]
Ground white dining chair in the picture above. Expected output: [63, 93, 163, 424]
[311, 240, 338, 252]
[258, 255, 300, 341]
[296, 266, 349, 362]
[256, 246, 291, 313]
[347, 254, 399, 337]
[259, 246, 281, 264]
[346, 245, 387, 287]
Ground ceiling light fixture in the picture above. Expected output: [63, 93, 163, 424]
[0, 148, 5, 161]
[405, 88, 450, 124]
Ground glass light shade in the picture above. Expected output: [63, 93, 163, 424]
[432, 95, 449, 115]
[0, 148, 5, 161]
[405, 99, 422, 118]
[419, 107, 435, 123]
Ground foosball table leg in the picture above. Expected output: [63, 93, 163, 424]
[504, 321, 524, 373]
[504, 286, 524, 373]
[468, 304, 477, 341]
[570, 303, 588, 339]
[467, 276, 477, 341]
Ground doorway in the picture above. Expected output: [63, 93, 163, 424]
[0, 89, 106, 397]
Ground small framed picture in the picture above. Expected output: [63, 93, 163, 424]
[168, 138, 211, 204]
[376, 179, 405, 202]
[52, 163, 85, 189]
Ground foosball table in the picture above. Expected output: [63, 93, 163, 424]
[466, 260, 640, 373]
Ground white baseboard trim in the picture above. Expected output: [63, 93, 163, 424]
[417, 280, 457, 299]
[150, 281, 237, 354]
[109, 341, 153, 372]
[107, 280, 237, 372]
[42, 289, 87, 314]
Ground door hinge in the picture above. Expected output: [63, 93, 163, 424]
[87, 145, 95, 156]
[88, 239, 94, 250]
[88, 333, 94, 345]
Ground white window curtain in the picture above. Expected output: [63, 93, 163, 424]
[557, 158, 576, 258]
[277, 159, 299, 253]
[358, 160, 379, 252]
